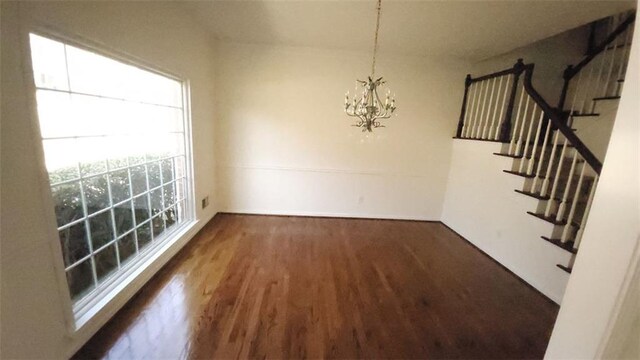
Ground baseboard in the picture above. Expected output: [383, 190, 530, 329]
[218, 209, 439, 222]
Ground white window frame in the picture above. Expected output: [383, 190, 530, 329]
[24, 27, 198, 332]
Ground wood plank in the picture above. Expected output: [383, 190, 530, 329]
[74, 213, 559, 359]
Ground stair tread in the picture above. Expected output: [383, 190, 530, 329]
[504, 170, 536, 178]
[515, 189, 550, 200]
[527, 211, 583, 227]
[593, 96, 621, 101]
[527, 211, 567, 225]
[542, 236, 577, 254]
[493, 152, 522, 159]
[571, 112, 600, 117]
[557, 264, 572, 274]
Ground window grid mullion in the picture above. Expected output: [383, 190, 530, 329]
[126, 160, 140, 256]
[104, 157, 121, 273]
[75, 160, 99, 290]
[159, 160, 166, 233]
[144, 156, 153, 242]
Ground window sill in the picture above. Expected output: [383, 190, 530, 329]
[71, 218, 201, 333]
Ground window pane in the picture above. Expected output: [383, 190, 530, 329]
[77, 137, 109, 177]
[163, 183, 176, 208]
[58, 221, 89, 267]
[84, 175, 110, 214]
[110, 169, 131, 204]
[136, 222, 152, 249]
[133, 195, 150, 224]
[43, 139, 79, 184]
[152, 215, 165, 239]
[161, 158, 174, 184]
[113, 201, 134, 236]
[66, 260, 95, 301]
[130, 165, 148, 195]
[29, 34, 69, 91]
[52, 182, 83, 227]
[129, 154, 146, 166]
[148, 162, 161, 189]
[66, 45, 182, 107]
[94, 244, 118, 283]
[165, 206, 178, 232]
[118, 232, 137, 265]
[89, 211, 114, 249]
[147, 134, 184, 160]
[150, 188, 163, 215]
[36, 91, 74, 138]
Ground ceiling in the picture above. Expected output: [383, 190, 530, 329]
[183, 0, 636, 62]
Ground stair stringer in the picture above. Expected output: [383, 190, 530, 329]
[442, 139, 572, 304]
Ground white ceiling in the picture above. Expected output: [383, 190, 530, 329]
[184, 0, 636, 61]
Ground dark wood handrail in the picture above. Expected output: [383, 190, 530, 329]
[523, 64, 603, 174]
[565, 13, 635, 80]
[470, 67, 518, 83]
[558, 12, 634, 111]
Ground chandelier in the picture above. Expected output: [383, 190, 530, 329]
[344, 0, 396, 132]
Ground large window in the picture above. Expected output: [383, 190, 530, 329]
[29, 34, 193, 310]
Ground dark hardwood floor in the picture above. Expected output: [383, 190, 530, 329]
[74, 214, 559, 359]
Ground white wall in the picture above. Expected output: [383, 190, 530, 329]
[215, 42, 468, 220]
[441, 140, 572, 303]
[1, 1, 217, 358]
[545, 20, 639, 359]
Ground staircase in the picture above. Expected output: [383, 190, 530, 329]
[454, 11, 635, 275]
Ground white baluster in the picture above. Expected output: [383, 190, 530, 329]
[473, 80, 488, 138]
[540, 130, 560, 197]
[561, 161, 587, 243]
[515, 95, 531, 157]
[466, 81, 483, 138]
[487, 76, 504, 139]
[602, 31, 619, 98]
[567, 69, 584, 127]
[573, 175, 599, 249]
[555, 149, 579, 222]
[508, 85, 526, 155]
[493, 75, 511, 140]
[616, 28, 633, 95]
[526, 110, 545, 175]
[590, 47, 609, 112]
[580, 58, 597, 115]
[531, 119, 552, 192]
[476, 78, 494, 138]
[545, 138, 569, 217]
[621, 26, 633, 78]
[518, 105, 538, 173]
[482, 77, 498, 139]
[462, 83, 477, 137]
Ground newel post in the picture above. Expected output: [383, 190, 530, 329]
[498, 58, 525, 143]
[455, 74, 473, 138]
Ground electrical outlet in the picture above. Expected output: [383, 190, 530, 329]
[201, 196, 209, 209]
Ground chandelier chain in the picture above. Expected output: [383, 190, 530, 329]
[371, 0, 382, 77]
